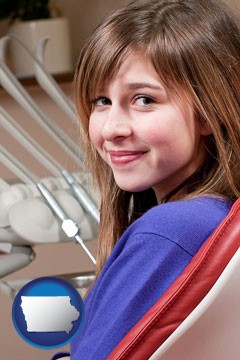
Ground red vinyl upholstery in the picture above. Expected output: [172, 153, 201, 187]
[108, 199, 240, 360]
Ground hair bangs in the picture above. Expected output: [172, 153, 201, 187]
[74, 26, 139, 130]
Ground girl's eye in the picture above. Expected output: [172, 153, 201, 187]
[92, 96, 111, 107]
[134, 96, 155, 107]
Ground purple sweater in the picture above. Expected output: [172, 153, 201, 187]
[54, 197, 231, 360]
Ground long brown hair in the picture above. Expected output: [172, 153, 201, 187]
[73, 0, 240, 275]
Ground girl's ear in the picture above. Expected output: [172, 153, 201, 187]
[201, 120, 213, 136]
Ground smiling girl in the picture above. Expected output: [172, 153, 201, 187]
[89, 52, 210, 200]
[54, 0, 240, 359]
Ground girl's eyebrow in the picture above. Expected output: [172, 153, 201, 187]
[98, 82, 165, 94]
[127, 82, 164, 91]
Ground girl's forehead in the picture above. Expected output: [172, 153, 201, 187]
[96, 51, 153, 86]
[101, 53, 167, 92]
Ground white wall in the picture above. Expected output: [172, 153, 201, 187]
[57, 0, 129, 61]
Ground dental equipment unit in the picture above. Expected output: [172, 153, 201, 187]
[0, 35, 98, 297]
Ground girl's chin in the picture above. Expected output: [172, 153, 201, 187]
[115, 181, 151, 193]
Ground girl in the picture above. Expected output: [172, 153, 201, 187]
[55, 0, 240, 358]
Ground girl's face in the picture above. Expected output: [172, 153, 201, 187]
[89, 52, 210, 202]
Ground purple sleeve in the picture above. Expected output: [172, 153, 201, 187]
[71, 234, 192, 359]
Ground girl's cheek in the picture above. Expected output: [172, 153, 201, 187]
[89, 118, 102, 148]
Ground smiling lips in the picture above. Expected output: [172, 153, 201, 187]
[107, 150, 147, 165]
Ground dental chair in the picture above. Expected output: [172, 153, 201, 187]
[108, 198, 240, 360]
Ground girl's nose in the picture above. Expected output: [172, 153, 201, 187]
[101, 105, 132, 141]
